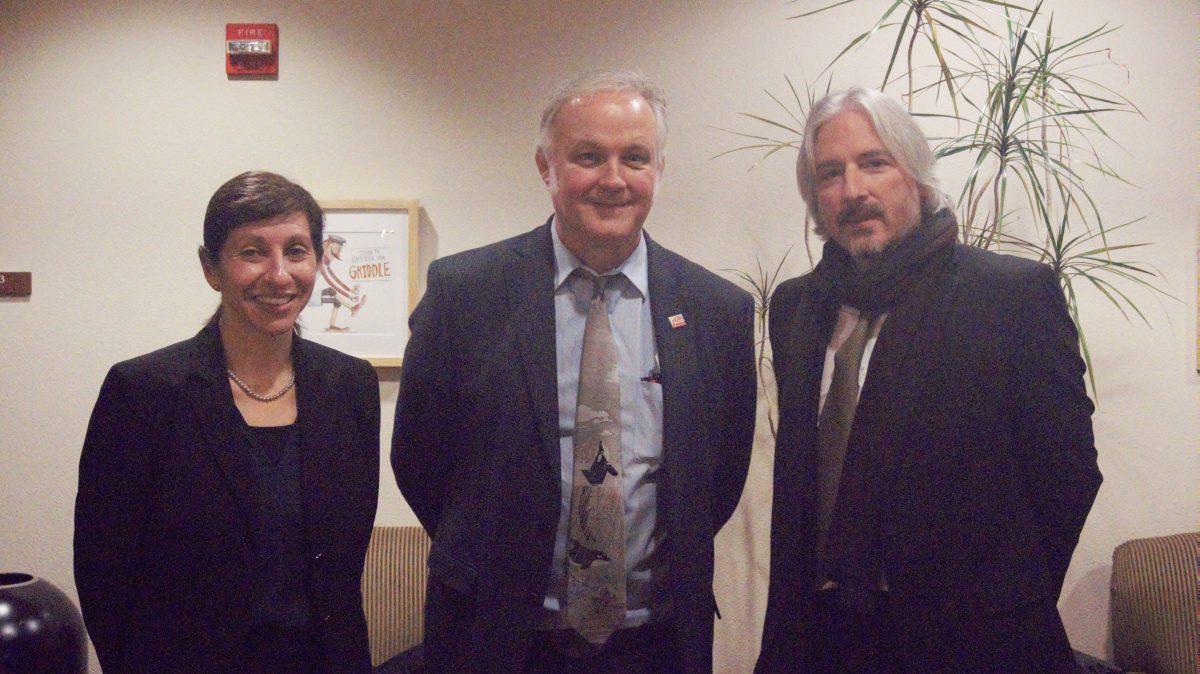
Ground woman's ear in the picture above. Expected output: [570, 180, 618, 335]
[198, 246, 220, 291]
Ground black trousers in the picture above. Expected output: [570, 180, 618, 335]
[778, 588, 1080, 674]
[524, 620, 681, 674]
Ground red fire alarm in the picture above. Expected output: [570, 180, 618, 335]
[226, 23, 278, 77]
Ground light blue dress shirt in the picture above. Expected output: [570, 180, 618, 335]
[540, 220, 667, 629]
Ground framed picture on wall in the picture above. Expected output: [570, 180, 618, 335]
[299, 200, 419, 367]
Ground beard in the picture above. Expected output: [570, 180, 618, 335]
[820, 200, 921, 262]
[842, 237, 890, 259]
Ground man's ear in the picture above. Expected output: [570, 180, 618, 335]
[198, 246, 219, 291]
[917, 184, 934, 217]
[535, 149, 552, 188]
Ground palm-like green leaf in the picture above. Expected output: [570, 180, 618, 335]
[789, 0, 1033, 107]
[724, 247, 796, 440]
[716, 0, 1162, 394]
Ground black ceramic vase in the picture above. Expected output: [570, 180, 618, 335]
[0, 573, 88, 673]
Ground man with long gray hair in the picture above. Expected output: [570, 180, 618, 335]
[756, 87, 1101, 672]
[393, 70, 755, 672]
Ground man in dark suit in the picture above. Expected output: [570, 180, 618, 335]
[392, 70, 756, 672]
[756, 87, 1101, 673]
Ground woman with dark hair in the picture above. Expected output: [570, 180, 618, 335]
[74, 171, 379, 672]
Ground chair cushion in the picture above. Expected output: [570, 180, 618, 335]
[362, 526, 432, 667]
[1110, 532, 1198, 674]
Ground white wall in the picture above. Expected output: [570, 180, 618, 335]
[1, 1, 1195, 671]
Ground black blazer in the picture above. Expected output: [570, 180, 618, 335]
[392, 221, 757, 672]
[757, 244, 1101, 671]
[74, 321, 380, 672]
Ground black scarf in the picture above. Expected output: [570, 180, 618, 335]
[810, 208, 958, 611]
[811, 207, 958, 313]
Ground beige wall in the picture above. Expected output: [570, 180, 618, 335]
[1, 1, 1196, 671]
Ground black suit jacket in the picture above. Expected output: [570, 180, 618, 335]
[74, 322, 380, 673]
[392, 221, 757, 672]
[757, 244, 1101, 671]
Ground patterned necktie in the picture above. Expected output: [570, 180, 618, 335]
[815, 312, 876, 569]
[565, 269, 627, 646]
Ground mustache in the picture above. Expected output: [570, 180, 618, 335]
[838, 202, 885, 226]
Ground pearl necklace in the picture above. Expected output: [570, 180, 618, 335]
[226, 368, 296, 402]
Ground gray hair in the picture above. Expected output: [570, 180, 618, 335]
[796, 87, 950, 234]
[537, 69, 668, 163]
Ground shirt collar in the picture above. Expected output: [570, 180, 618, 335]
[550, 215, 649, 299]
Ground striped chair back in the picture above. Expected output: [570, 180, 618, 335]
[361, 525, 432, 667]
[1110, 531, 1198, 674]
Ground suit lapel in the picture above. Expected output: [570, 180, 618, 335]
[857, 247, 963, 486]
[183, 323, 257, 547]
[781, 277, 839, 435]
[506, 221, 561, 469]
[645, 238, 706, 539]
[293, 339, 347, 557]
[646, 240, 699, 452]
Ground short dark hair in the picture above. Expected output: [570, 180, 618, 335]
[202, 171, 324, 260]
